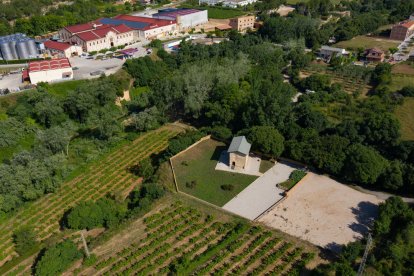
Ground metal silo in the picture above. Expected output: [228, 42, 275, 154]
[27, 39, 38, 57]
[16, 40, 30, 59]
[8, 40, 18, 60]
[0, 40, 14, 60]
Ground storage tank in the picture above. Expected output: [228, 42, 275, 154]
[8, 40, 18, 60]
[0, 40, 14, 60]
[27, 39, 38, 57]
[16, 40, 30, 59]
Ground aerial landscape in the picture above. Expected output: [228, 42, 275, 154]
[0, 0, 413, 275]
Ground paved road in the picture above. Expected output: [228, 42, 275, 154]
[222, 162, 300, 220]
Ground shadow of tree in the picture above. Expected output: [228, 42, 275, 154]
[349, 201, 379, 236]
[324, 242, 343, 254]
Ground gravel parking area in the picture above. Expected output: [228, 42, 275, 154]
[0, 73, 23, 91]
[258, 173, 382, 252]
[222, 161, 299, 220]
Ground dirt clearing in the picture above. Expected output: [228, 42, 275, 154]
[258, 173, 382, 252]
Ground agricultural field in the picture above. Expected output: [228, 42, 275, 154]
[171, 138, 257, 206]
[333, 35, 400, 52]
[395, 97, 414, 141]
[0, 124, 185, 269]
[74, 200, 317, 275]
[301, 64, 372, 96]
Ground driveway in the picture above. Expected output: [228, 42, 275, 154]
[222, 161, 299, 220]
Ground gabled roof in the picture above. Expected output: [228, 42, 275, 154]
[228, 136, 251, 156]
[64, 22, 105, 34]
[44, 40, 71, 51]
[28, 58, 71, 73]
[402, 21, 414, 29]
[75, 24, 133, 42]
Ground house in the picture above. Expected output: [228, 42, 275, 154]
[152, 8, 208, 30]
[26, 58, 73, 84]
[319, 45, 348, 61]
[390, 21, 414, 41]
[44, 40, 83, 58]
[228, 136, 251, 170]
[229, 16, 255, 32]
[58, 22, 105, 41]
[364, 48, 385, 62]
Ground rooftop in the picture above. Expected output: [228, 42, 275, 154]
[402, 21, 414, 29]
[228, 136, 251, 156]
[64, 22, 105, 34]
[44, 40, 71, 51]
[154, 8, 204, 18]
[75, 24, 133, 42]
[113, 15, 175, 30]
[29, 58, 71, 73]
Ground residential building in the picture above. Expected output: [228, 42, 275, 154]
[26, 58, 73, 84]
[364, 48, 385, 62]
[44, 40, 83, 58]
[319, 45, 348, 61]
[390, 21, 414, 41]
[152, 8, 208, 30]
[69, 24, 136, 52]
[229, 16, 255, 32]
[228, 136, 251, 170]
[100, 15, 177, 39]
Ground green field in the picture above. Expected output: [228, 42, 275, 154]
[0, 124, 185, 268]
[387, 74, 414, 92]
[334, 35, 400, 52]
[172, 139, 257, 206]
[43, 80, 87, 98]
[395, 97, 414, 141]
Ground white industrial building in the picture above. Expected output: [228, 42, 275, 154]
[26, 58, 73, 84]
[199, 0, 257, 7]
[152, 8, 208, 30]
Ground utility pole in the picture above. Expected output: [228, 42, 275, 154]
[357, 233, 373, 276]
[80, 231, 90, 258]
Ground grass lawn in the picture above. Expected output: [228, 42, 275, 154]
[259, 160, 274, 173]
[334, 35, 400, 52]
[387, 74, 414, 92]
[130, 86, 149, 100]
[45, 79, 87, 98]
[172, 139, 257, 206]
[395, 97, 414, 141]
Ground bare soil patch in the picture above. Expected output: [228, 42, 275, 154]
[259, 173, 382, 252]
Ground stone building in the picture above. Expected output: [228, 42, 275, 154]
[228, 136, 251, 170]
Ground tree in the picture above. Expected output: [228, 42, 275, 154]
[35, 240, 81, 276]
[134, 158, 155, 180]
[359, 113, 400, 146]
[129, 107, 162, 132]
[13, 226, 38, 255]
[245, 126, 285, 157]
[377, 160, 404, 191]
[343, 144, 388, 185]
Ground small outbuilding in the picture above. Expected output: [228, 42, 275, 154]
[228, 136, 251, 170]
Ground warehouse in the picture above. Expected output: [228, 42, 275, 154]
[100, 15, 178, 39]
[0, 33, 38, 61]
[44, 40, 83, 58]
[152, 8, 208, 30]
[26, 58, 73, 84]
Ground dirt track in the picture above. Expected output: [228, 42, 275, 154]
[258, 173, 382, 252]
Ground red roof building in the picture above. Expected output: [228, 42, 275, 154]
[390, 20, 414, 41]
[27, 58, 73, 84]
[44, 40, 83, 58]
